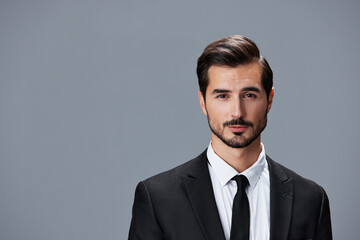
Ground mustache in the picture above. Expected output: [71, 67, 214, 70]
[223, 118, 253, 127]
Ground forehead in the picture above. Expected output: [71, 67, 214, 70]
[207, 63, 263, 91]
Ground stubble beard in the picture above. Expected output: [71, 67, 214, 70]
[206, 110, 268, 149]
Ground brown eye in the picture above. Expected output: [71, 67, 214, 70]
[244, 93, 256, 98]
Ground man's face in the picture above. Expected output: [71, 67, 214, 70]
[199, 62, 274, 148]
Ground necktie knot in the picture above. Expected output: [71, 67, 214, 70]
[232, 175, 249, 192]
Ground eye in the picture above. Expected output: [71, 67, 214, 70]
[243, 93, 256, 98]
[217, 94, 228, 99]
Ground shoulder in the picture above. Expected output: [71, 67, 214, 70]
[138, 149, 208, 192]
[267, 155, 327, 199]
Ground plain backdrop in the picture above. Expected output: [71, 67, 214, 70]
[1, 0, 359, 239]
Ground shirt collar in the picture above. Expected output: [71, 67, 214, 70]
[207, 142, 266, 189]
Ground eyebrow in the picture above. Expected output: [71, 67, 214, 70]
[241, 87, 261, 93]
[211, 87, 261, 95]
[211, 89, 231, 94]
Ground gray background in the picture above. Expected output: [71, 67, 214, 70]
[1, 0, 359, 239]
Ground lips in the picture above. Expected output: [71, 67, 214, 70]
[228, 125, 248, 132]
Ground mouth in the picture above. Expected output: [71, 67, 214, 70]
[227, 125, 248, 133]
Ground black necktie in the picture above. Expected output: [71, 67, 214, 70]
[230, 175, 250, 240]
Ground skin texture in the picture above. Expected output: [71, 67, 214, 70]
[198, 62, 274, 173]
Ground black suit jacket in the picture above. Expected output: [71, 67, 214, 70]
[128, 150, 332, 240]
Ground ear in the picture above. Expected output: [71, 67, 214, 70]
[267, 88, 275, 113]
[198, 90, 207, 116]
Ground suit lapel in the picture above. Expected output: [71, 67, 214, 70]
[181, 152, 293, 240]
[267, 156, 294, 240]
[182, 151, 226, 240]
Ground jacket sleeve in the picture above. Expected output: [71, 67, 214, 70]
[128, 181, 165, 240]
[315, 188, 333, 240]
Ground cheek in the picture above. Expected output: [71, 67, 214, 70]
[207, 104, 230, 120]
[245, 102, 268, 118]
[206, 109, 228, 128]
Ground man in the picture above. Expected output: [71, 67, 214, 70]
[128, 35, 332, 240]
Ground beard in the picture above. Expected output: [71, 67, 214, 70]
[206, 110, 268, 149]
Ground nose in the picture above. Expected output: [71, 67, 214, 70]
[230, 98, 243, 119]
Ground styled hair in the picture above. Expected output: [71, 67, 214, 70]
[196, 35, 273, 99]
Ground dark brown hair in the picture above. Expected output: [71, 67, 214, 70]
[196, 35, 273, 99]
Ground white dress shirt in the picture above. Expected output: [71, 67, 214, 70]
[207, 142, 270, 240]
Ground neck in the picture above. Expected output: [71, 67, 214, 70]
[211, 135, 262, 173]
